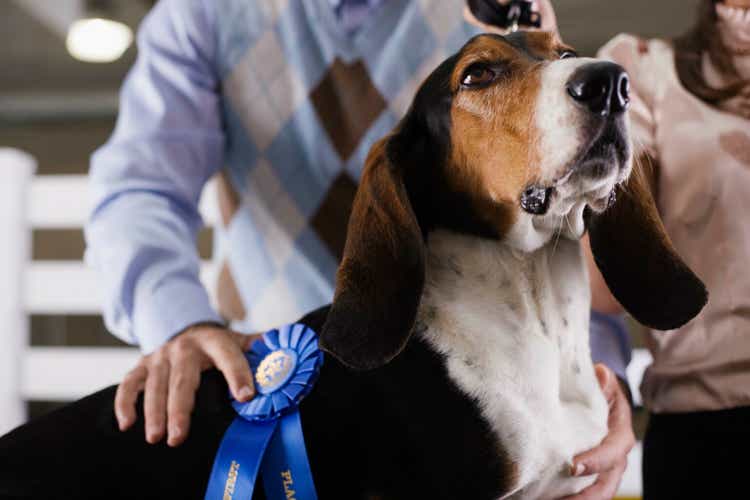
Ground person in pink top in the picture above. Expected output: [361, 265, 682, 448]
[588, 0, 750, 497]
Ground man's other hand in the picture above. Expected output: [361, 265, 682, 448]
[464, 0, 559, 37]
[563, 364, 635, 500]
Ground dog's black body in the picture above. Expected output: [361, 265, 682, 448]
[0, 306, 511, 500]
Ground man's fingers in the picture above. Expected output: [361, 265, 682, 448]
[117, 326, 257, 446]
[166, 362, 200, 447]
[536, 0, 558, 32]
[573, 365, 635, 475]
[143, 359, 169, 444]
[573, 417, 634, 475]
[203, 334, 255, 402]
[114, 364, 147, 431]
[232, 331, 261, 352]
[594, 364, 617, 402]
[563, 460, 626, 500]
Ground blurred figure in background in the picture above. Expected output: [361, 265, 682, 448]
[589, 0, 750, 497]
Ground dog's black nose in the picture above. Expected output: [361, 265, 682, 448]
[567, 62, 629, 116]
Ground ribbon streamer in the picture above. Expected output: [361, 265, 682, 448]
[205, 324, 323, 500]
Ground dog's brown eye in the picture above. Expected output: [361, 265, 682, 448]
[462, 65, 496, 87]
[559, 51, 577, 60]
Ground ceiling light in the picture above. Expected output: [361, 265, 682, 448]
[66, 1, 133, 63]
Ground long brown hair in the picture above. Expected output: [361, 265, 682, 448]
[673, 0, 748, 104]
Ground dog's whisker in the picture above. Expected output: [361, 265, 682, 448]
[563, 212, 575, 236]
[551, 215, 564, 256]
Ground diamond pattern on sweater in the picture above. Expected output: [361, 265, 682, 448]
[310, 57, 387, 161]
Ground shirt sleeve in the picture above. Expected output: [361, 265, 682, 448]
[589, 311, 632, 384]
[85, 0, 225, 353]
[597, 34, 658, 158]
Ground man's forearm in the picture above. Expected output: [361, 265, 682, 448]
[85, 192, 224, 352]
[85, 0, 225, 352]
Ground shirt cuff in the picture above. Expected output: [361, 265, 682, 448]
[133, 277, 224, 354]
[589, 311, 632, 382]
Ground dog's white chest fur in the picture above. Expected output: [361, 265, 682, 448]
[417, 230, 609, 500]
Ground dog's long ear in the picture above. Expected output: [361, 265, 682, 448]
[586, 157, 707, 330]
[320, 139, 425, 371]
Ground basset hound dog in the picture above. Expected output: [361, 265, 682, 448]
[0, 31, 706, 499]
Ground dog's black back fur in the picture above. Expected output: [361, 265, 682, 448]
[0, 307, 513, 500]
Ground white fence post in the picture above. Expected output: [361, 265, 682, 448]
[0, 148, 36, 435]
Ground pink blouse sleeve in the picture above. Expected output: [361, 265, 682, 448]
[598, 34, 658, 158]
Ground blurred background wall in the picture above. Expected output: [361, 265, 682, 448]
[0, 0, 698, 420]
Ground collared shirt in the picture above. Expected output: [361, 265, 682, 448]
[329, 0, 384, 34]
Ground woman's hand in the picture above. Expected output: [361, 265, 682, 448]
[464, 0, 559, 37]
[114, 324, 259, 447]
[563, 364, 636, 500]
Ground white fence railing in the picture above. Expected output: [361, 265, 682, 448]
[0, 147, 648, 496]
[0, 149, 35, 434]
[0, 148, 219, 436]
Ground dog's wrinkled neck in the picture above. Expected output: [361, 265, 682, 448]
[417, 229, 592, 344]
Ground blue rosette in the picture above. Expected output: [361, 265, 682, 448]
[233, 323, 324, 422]
[205, 323, 323, 500]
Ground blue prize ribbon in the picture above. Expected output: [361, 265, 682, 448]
[204, 324, 323, 500]
[205, 419, 276, 499]
[260, 412, 317, 500]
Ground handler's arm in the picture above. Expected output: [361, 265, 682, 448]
[86, 0, 224, 351]
[85, 0, 255, 446]
[464, 0, 559, 36]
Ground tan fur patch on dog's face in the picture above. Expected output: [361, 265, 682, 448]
[446, 33, 575, 238]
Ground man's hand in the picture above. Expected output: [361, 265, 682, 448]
[115, 324, 259, 447]
[563, 364, 635, 500]
[533, 0, 558, 33]
[464, 0, 559, 37]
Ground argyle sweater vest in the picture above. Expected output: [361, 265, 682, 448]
[212, 0, 482, 331]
